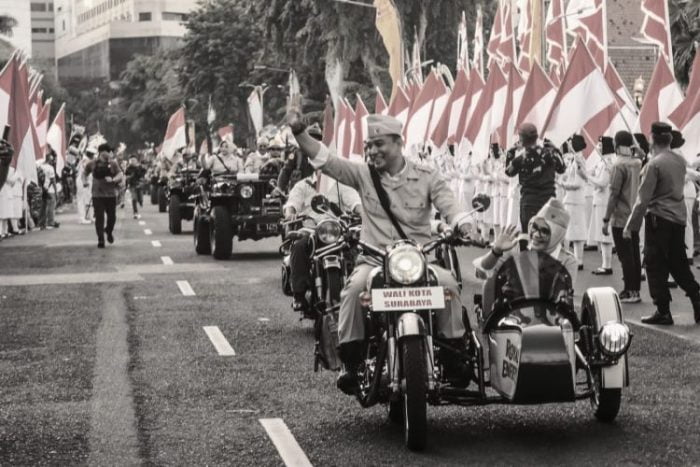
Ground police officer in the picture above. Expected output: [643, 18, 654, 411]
[505, 123, 566, 250]
[624, 122, 700, 325]
[288, 110, 475, 394]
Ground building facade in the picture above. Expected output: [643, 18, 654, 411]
[54, 0, 198, 84]
[31, 1, 56, 74]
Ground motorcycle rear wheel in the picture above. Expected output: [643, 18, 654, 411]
[401, 336, 427, 451]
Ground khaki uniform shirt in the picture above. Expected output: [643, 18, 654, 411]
[203, 153, 243, 174]
[626, 149, 688, 231]
[312, 144, 469, 249]
[284, 174, 361, 225]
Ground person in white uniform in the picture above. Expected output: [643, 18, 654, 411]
[561, 151, 588, 269]
[585, 138, 614, 275]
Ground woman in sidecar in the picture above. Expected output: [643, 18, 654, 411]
[473, 197, 579, 329]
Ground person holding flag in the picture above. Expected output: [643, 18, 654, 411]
[83, 143, 124, 248]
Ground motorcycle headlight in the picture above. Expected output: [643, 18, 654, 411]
[387, 244, 425, 285]
[599, 322, 631, 357]
[239, 184, 254, 199]
[316, 219, 342, 244]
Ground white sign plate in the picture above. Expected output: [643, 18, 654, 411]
[371, 286, 445, 312]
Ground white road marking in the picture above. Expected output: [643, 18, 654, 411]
[138, 221, 146, 226]
[151, 240, 162, 248]
[176, 280, 195, 296]
[144, 229, 153, 236]
[161, 256, 174, 265]
[259, 418, 312, 467]
[258, 318, 270, 323]
[203, 326, 236, 356]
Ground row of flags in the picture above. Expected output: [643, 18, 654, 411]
[0, 52, 66, 184]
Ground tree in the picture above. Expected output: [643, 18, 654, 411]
[178, 0, 265, 144]
[671, 0, 699, 88]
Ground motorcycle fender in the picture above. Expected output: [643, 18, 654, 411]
[582, 287, 628, 389]
[322, 255, 341, 271]
[396, 313, 427, 341]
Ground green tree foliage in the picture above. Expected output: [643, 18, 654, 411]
[178, 0, 264, 144]
[670, 0, 699, 88]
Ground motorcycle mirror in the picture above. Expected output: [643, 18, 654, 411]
[471, 193, 491, 213]
[311, 194, 331, 214]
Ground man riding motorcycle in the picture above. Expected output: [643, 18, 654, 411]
[283, 170, 362, 316]
[288, 110, 475, 395]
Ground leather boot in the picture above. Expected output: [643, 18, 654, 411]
[641, 302, 674, 325]
[336, 341, 364, 395]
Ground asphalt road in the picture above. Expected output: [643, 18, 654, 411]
[1, 199, 699, 466]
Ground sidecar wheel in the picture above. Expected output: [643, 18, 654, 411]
[401, 336, 427, 451]
[584, 307, 622, 422]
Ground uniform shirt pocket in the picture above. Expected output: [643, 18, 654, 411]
[402, 199, 428, 223]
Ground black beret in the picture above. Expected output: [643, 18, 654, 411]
[634, 133, 650, 154]
[614, 131, 634, 148]
[651, 121, 672, 136]
[571, 134, 587, 152]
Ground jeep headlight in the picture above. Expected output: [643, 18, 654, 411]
[239, 184, 254, 199]
[316, 219, 342, 244]
[387, 244, 425, 284]
[599, 322, 631, 357]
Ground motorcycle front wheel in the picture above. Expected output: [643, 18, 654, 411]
[401, 336, 427, 451]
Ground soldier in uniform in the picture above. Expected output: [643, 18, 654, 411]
[201, 140, 243, 174]
[505, 123, 566, 250]
[625, 122, 700, 325]
[288, 110, 475, 394]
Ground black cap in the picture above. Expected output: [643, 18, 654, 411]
[671, 130, 685, 149]
[97, 143, 112, 153]
[571, 134, 587, 152]
[651, 121, 672, 136]
[600, 136, 615, 155]
[307, 123, 322, 141]
[614, 131, 634, 148]
[634, 133, 649, 154]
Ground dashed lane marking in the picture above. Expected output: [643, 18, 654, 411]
[258, 318, 270, 323]
[144, 229, 153, 236]
[151, 240, 162, 248]
[176, 280, 196, 296]
[259, 418, 312, 467]
[203, 326, 236, 356]
[138, 221, 146, 226]
[161, 256, 174, 265]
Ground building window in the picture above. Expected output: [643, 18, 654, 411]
[30, 2, 47, 12]
[162, 12, 185, 21]
[138, 12, 152, 21]
[62, 20, 65, 31]
[48, 2, 54, 12]
[49, 27, 54, 33]
[31, 27, 48, 33]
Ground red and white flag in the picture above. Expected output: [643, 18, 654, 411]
[517, 0, 533, 72]
[604, 60, 639, 132]
[375, 86, 388, 115]
[404, 71, 446, 148]
[548, 67, 562, 86]
[516, 61, 557, 134]
[542, 37, 616, 145]
[669, 56, 700, 160]
[35, 97, 52, 157]
[247, 88, 264, 136]
[46, 103, 66, 174]
[335, 100, 355, 159]
[386, 84, 411, 127]
[640, 0, 673, 63]
[635, 56, 683, 136]
[463, 62, 509, 161]
[351, 94, 369, 161]
[322, 99, 335, 146]
[487, 1, 504, 67]
[431, 68, 470, 149]
[455, 68, 486, 150]
[567, 0, 608, 70]
[473, 5, 485, 77]
[6, 57, 39, 183]
[457, 11, 470, 71]
[497, 0, 517, 65]
[497, 63, 527, 149]
[546, 0, 567, 73]
[161, 107, 187, 160]
[668, 47, 700, 131]
[217, 124, 233, 143]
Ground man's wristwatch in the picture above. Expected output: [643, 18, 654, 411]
[491, 247, 503, 257]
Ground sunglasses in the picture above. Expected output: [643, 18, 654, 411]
[530, 219, 551, 237]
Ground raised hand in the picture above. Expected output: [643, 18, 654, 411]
[492, 224, 520, 254]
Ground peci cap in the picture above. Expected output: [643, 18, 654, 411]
[518, 122, 538, 139]
[600, 136, 615, 155]
[366, 114, 403, 139]
[651, 121, 672, 136]
[614, 130, 634, 148]
[256, 136, 269, 147]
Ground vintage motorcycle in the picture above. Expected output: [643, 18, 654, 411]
[280, 195, 361, 371]
[342, 194, 631, 452]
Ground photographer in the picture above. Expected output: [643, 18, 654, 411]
[84, 143, 123, 248]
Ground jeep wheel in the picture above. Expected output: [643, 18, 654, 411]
[194, 216, 211, 255]
[211, 206, 233, 260]
[158, 187, 168, 213]
[150, 183, 158, 204]
[169, 194, 182, 234]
